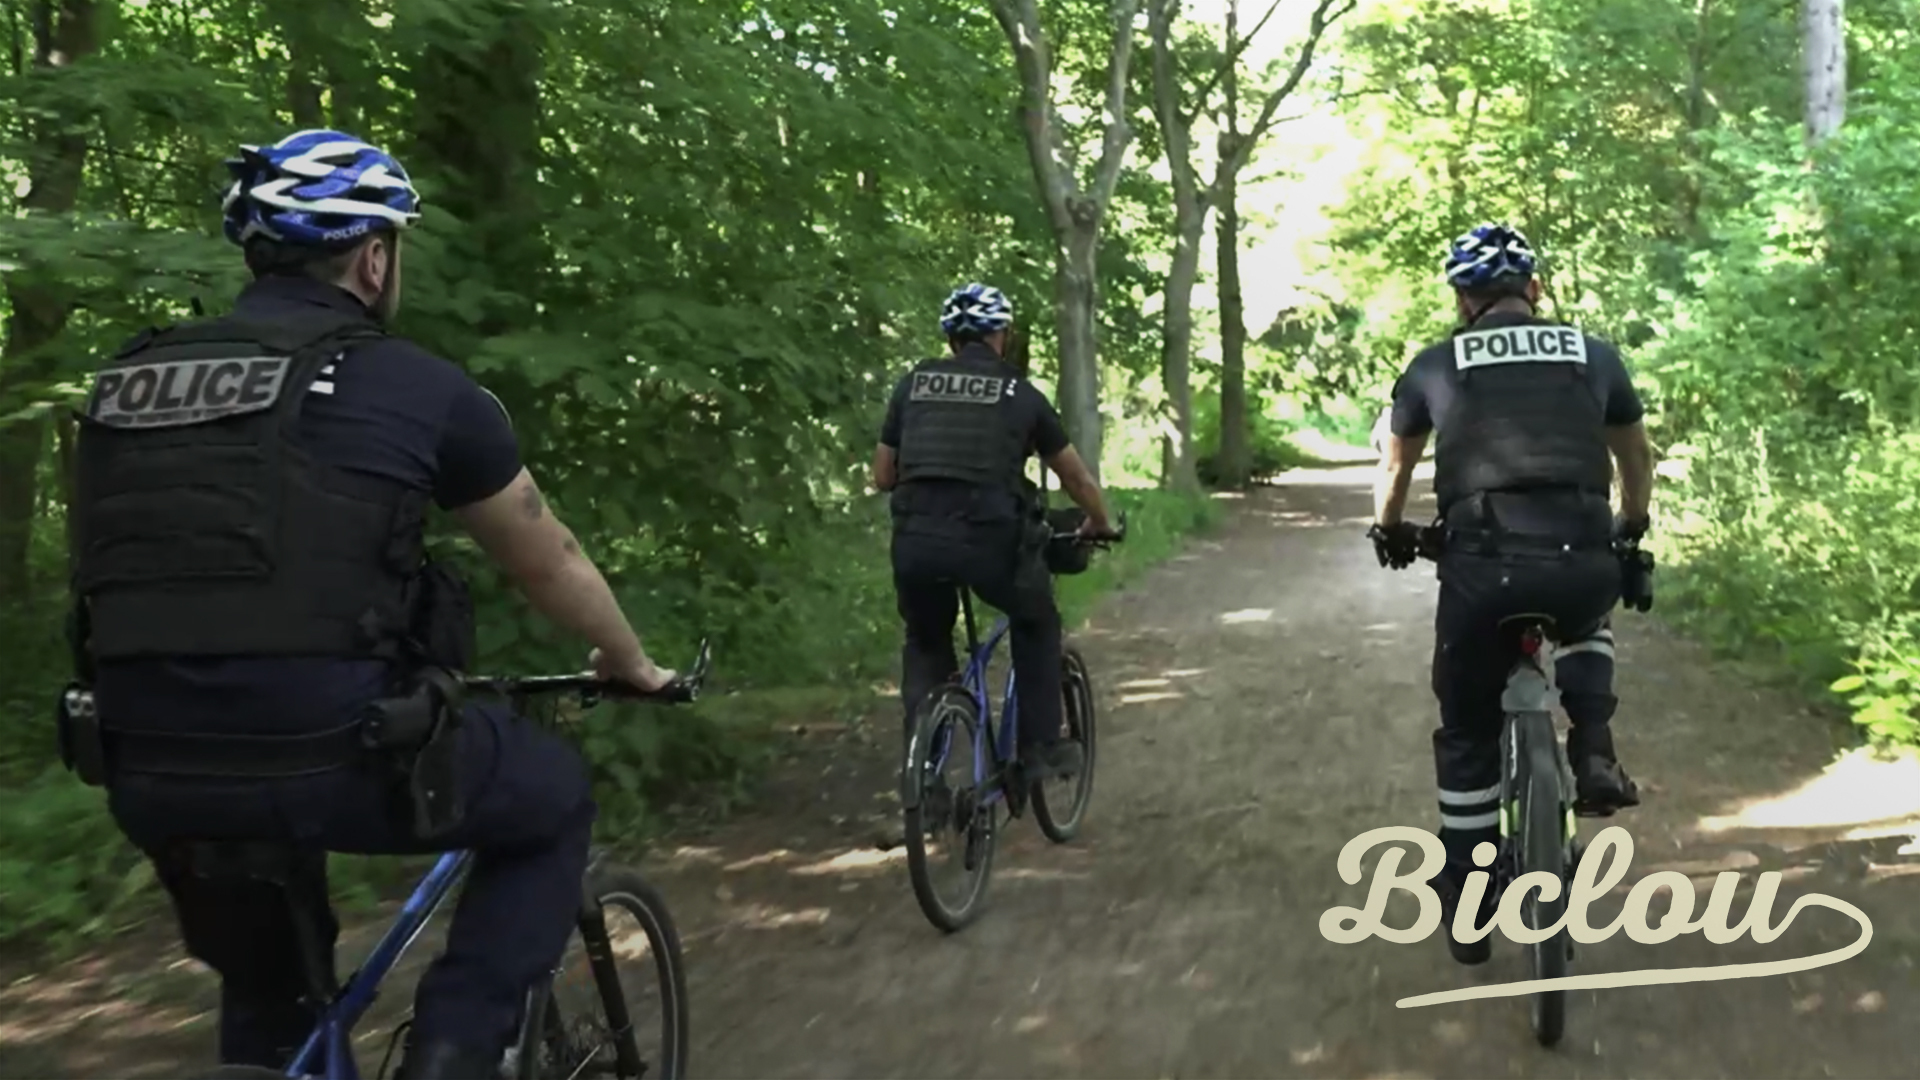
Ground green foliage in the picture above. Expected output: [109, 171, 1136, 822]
[1056, 486, 1225, 624]
[0, 0, 1216, 950]
[1645, 84, 1920, 746]
[1320, 0, 1920, 748]
[1191, 392, 1311, 483]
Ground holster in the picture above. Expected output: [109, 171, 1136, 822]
[359, 667, 467, 840]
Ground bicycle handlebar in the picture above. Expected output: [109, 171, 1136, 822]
[1049, 510, 1129, 547]
[462, 638, 714, 706]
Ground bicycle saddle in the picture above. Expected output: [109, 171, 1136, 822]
[1497, 613, 1559, 635]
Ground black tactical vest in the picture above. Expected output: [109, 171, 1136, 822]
[71, 308, 429, 662]
[1431, 316, 1613, 514]
[893, 350, 1028, 498]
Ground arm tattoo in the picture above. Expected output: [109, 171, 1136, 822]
[562, 536, 580, 555]
[519, 483, 545, 521]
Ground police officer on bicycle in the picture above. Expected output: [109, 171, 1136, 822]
[873, 284, 1115, 779]
[1369, 224, 1654, 964]
[63, 130, 672, 1078]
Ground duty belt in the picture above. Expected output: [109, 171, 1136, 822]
[106, 722, 367, 779]
[1436, 526, 1610, 559]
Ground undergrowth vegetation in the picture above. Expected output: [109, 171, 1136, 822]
[7, 0, 1915, 956]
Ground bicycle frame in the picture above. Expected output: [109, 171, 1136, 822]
[284, 850, 474, 1079]
[924, 589, 1023, 810]
[918, 515, 1123, 813]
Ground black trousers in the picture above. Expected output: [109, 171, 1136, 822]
[1430, 547, 1620, 880]
[107, 703, 595, 1067]
[892, 523, 1064, 751]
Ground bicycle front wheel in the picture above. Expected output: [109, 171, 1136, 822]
[519, 865, 689, 1079]
[903, 684, 996, 932]
[1032, 647, 1097, 843]
[1519, 712, 1570, 1048]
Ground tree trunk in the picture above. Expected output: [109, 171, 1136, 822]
[1676, 0, 1715, 240]
[1055, 228, 1104, 473]
[991, 0, 1142, 484]
[1215, 149, 1249, 488]
[1157, 212, 1204, 491]
[0, 0, 100, 605]
[271, 0, 361, 130]
[1148, 0, 1203, 493]
[1801, 0, 1845, 145]
[407, 7, 543, 314]
[1208, 0, 1353, 488]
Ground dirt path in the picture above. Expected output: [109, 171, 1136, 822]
[7, 469, 1920, 1079]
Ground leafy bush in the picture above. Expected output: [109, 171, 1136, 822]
[1191, 393, 1316, 484]
[1644, 85, 1920, 748]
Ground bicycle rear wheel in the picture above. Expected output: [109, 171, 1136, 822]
[1518, 711, 1570, 1048]
[903, 684, 996, 932]
[1032, 647, 1097, 843]
[517, 865, 689, 1079]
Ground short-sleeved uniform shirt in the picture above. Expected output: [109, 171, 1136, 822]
[878, 344, 1070, 517]
[1388, 311, 1644, 531]
[1389, 311, 1645, 440]
[94, 276, 523, 735]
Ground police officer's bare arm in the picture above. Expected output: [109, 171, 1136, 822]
[453, 468, 673, 691]
[1604, 421, 1654, 522]
[1044, 446, 1115, 534]
[1374, 431, 1427, 526]
[872, 443, 898, 492]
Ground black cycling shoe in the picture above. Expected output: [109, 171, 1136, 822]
[1436, 875, 1493, 966]
[1573, 755, 1641, 817]
[1022, 740, 1085, 781]
[395, 1037, 503, 1080]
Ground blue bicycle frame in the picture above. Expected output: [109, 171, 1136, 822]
[930, 591, 1023, 809]
[283, 850, 474, 1079]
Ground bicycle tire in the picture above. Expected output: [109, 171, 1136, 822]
[1519, 711, 1569, 1048]
[903, 685, 996, 932]
[525, 866, 690, 1079]
[1032, 647, 1097, 843]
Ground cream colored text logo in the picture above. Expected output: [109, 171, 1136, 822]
[1319, 825, 1873, 1008]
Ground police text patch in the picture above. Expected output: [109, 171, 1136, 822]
[1452, 326, 1586, 371]
[909, 371, 1011, 406]
[86, 356, 292, 428]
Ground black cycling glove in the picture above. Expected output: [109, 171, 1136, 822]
[1367, 522, 1421, 570]
[1613, 514, 1651, 544]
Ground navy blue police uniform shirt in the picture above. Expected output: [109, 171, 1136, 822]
[1389, 311, 1645, 440]
[94, 276, 522, 735]
[1387, 311, 1644, 534]
[879, 345, 1071, 517]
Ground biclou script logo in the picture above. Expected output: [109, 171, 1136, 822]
[1319, 826, 1874, 1008]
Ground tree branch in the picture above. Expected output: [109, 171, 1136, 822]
[1088, 0, 1144, 219]
[989, 0, 1077, 238]
[1221, 0, 1354, 179]
[1179, 0, 1284, 131]
[1150, 0, 1205, 216]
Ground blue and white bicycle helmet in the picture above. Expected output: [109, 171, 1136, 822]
[939, 283, 1014, 337]
[1442, 223, 1537, 290]
[222, 129, 423, 249]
